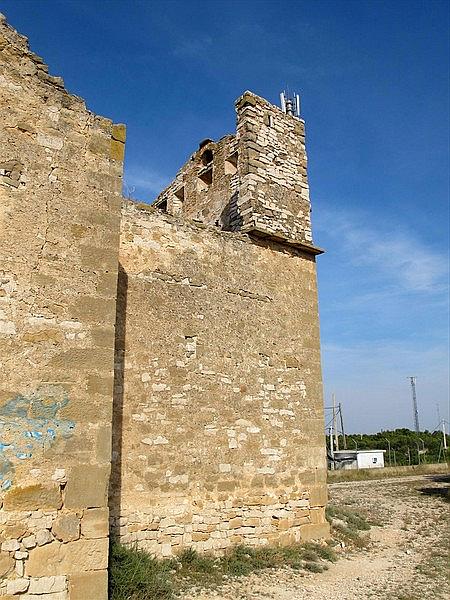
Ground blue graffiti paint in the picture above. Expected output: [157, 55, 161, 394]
[25, 431, 43, 440]
[0, 384, 75, 487]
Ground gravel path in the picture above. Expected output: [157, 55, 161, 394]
[181, 474, 449, 600]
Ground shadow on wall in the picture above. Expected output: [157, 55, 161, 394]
[220, 192, 242, 231]
[109, 263, 128, 533]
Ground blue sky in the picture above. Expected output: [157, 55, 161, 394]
[3, 0, 448, 433]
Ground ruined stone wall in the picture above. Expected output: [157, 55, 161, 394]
[110, 203, 328, 557]
[155, 135, 239, 229]
[0, 16, 124, 598]
[154, 92, 315, 251]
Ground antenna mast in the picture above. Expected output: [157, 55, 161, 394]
[408, 376, 420, 433]
[279, 90, 301, 119]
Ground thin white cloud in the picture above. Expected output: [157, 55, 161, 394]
[316, 208, 449, 293]
[124, 167, 170, 199]
[316, 207, 449, 431]
[172, 36, 213, 60]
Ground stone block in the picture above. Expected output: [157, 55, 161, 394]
[22, 535, 37, 549]
[49, 348, 113, 371]
[192, 532, 209, 542]
[87, 374, 113, 396]
[310, 507, 325, 524]
[52, 513, 80, 542]
[0, 551, 14, 576]
[69, 296, 116, 325]
[6, 578, 29, 594]
[69, 569, 108, 600]
[3, 483, 62, 511]
[28, 575, 67, 594]
[26, 538, 108, 576]
[36, 529, 54, 546]
[112, 123, 126, 143]
[95, 425, 112, 463]
[2, 524, 27, 539]
[309, 485, 327, 507]
[228, 518, 243, 529]
[65, 465, 110, 509]
[88, 132, 110, 156]
[1, 539, 20, 552]
[110, 139, 125, 162]
[299, 522, 330, 541]
[91, 327, 115, 348]
[80, 508, 109, 539]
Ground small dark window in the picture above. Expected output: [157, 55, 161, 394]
[197, 167, 212, 191]
[199, 168, 212, 186]
[225, 152, 238, 175]
[201, 149, 213, 166]
[157, 198, 167, 212]
[174, 187, 185, 201]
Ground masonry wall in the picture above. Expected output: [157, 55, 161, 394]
[0, 16, 123, 598]
[236, 92, 313, 245]
[110, 203, 328, 557]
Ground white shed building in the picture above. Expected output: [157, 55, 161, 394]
[331, 449, 386, 470]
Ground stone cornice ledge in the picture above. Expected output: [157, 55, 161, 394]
[243, 226, 325, 255]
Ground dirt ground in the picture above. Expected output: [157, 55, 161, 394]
[182, 474, 449, 600]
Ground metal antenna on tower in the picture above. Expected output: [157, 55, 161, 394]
[408, 376, 420, 433]
[279, 90, 301, 119]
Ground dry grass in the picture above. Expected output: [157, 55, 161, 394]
[109, 539, 338, 599]
[327, 463, 448, 483]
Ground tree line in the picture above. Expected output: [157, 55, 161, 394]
[332, 428, 449, 466]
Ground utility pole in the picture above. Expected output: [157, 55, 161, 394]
[384, 437, 392, 466]
[436, 404, 447, 451]
[329, 426, 334, 469]
[408, 376, 420, 433]
[332, 393, 339, 451]
[407, 447, 411, 466]
[339, 402, 347, 449]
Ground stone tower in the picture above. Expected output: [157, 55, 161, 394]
[0, 14, 124, 597]
[154, 91, 320, 254]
